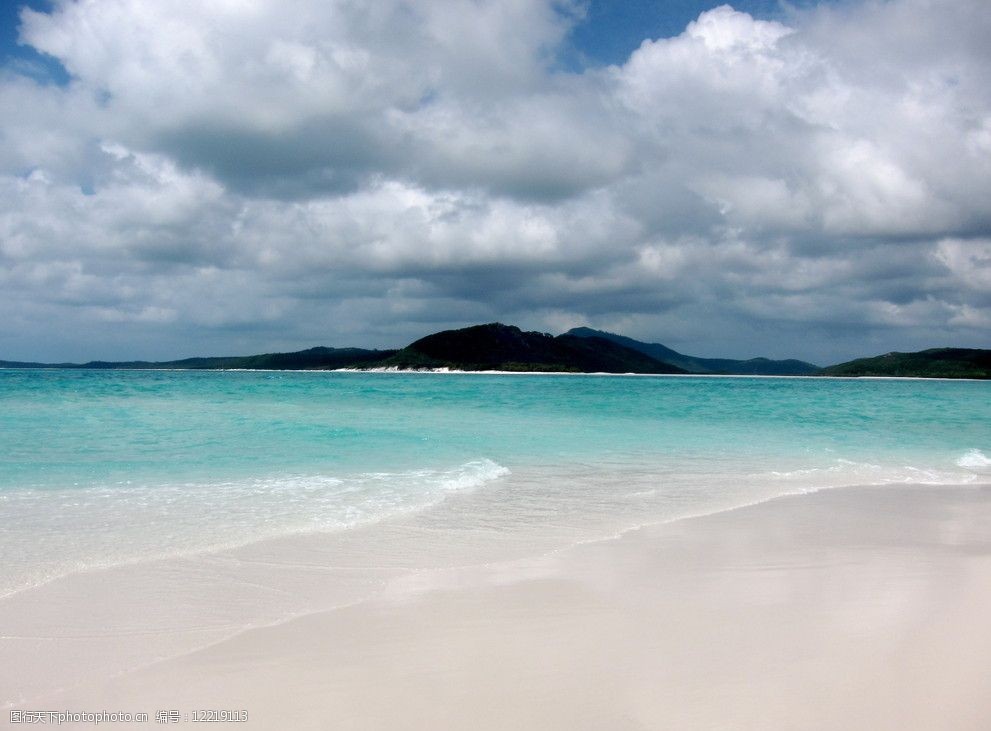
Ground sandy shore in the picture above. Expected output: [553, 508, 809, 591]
[10, 483, 991, 730]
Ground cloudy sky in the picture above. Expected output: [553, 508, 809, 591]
[0, 0, 988, 364]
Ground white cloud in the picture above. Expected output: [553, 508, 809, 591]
[936, 238, 991, 292]
[0, 0, 989, 362]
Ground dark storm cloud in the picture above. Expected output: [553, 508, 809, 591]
[155, 120, 397, 199]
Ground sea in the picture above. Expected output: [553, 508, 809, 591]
[1, 368, 989, 600]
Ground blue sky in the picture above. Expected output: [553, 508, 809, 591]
[0, 0, 988, 363]
[0, 0, 68, 82]
[0, 0, 825, 81]
[570, 0, 822, 65]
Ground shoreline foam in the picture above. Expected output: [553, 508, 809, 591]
[3, 448, 986, 601]
[4, 365, 989, 380]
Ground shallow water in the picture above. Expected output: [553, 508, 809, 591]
[1, 369, 989, 597]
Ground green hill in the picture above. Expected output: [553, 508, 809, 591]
[821, 349, 991, 379]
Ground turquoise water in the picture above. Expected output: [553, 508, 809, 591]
[1, 369, 989, 596]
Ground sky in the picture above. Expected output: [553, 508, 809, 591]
[0, 0, 988, 364]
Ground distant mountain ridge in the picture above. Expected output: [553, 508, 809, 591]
[2, 325, 987, 378]
[0, 347, 393, 371]
[565, 327, 821, 376]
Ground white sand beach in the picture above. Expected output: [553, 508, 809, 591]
[5, 0, 991, 727]
[6, 483, 991, 730]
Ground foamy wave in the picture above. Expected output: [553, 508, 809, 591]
[765, 456, 985, 488]
[957, 449, 991, 471]
[435, 459, 510, 490]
